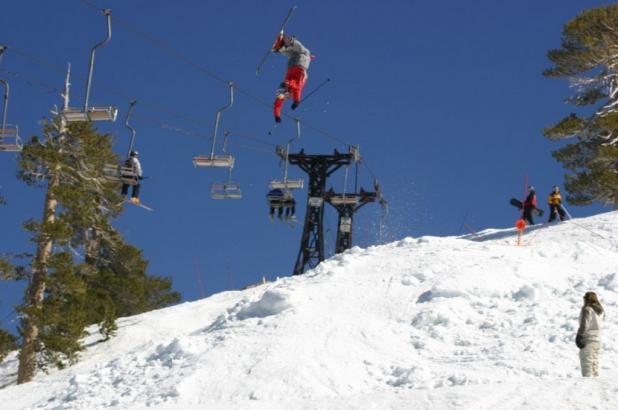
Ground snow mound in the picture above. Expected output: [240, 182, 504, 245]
[2, 212, 618, 409]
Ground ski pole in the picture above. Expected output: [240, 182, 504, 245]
[256, 6, 298, 75]
[561, 204, 573, 220]
[300, 78, 331, 104]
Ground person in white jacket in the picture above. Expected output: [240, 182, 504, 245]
[576, 291, 604, 377]
[120, 150, 143, 204]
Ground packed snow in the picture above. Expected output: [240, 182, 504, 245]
[2, 212, 618, 409]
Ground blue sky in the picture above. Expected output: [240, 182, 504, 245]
[0, 0, 614, 332]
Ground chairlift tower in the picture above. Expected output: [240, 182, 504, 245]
[324, 188, 377, 254]
[287, 149, 354, 275]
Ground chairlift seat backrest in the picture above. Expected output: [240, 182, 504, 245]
[192, 154, 235, 168]
[0, 124, 22, 152]
[102, 163, 139, 185]
[269, 179, 304, 190]
[62, 106, 118, 123]
[210, 182, 242, 200]
[329, 195, 359, 205]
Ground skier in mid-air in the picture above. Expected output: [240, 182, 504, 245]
[271, 32, 311, 123]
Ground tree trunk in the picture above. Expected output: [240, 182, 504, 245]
[17, 178, 58, 384]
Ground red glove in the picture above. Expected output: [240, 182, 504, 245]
[272, 32, 285, 51]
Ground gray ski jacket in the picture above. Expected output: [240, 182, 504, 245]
[577, 306, 604, 343]
[279, 39, 311, 71]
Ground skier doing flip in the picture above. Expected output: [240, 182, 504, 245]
[271, 32, 311, 123]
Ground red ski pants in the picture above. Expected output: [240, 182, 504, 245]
[274, 66, 307, 118]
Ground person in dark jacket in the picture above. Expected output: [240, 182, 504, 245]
[283, 191, 296, 219]
[547, 186, 567, 222]
[267, 188, 284, 220]
[576, 291, 604, 377]
[271, 32, 311, 123]
[522, 185, 537, 225]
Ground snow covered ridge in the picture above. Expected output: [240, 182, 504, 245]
[2, 212, 618, 409]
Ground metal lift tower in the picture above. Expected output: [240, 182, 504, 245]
[288, 149, 354, 275]
[324, 188, 377, 254]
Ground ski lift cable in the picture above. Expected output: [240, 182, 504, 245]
[0, 67, 60, 94]
[9, 32, 347, 151]
[76, 0, 351, 147]
[8, 44, 282, 159]
[9, 45, 211, 128]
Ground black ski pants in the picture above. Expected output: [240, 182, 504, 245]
[548, 204, 566, 222]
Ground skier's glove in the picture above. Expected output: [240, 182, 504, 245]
[575, 334, 585, 349]
[272, 33, 285, 51]
[275, 116, 282, 123]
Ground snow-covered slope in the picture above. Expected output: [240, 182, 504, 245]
[2, 213, 618, 409]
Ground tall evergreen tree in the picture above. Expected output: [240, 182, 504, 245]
[16, 114, 122, 381]
[543, 5, 618, 208]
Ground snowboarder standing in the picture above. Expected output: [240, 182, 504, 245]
[547, 185, 567, 222]
[271, 32, 311, 123]
[576, 291, 604, 377]
[121, 150, 143, 204]
[522, 185, 537, 225]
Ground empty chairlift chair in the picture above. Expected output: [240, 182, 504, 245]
[0, 47, 21, 152]
[0, 81, 21, 151]
[62, 9, 117, 123]
[193, 82, 235, 168]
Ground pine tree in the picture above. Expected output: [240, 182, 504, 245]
[0, 328, 17, 363]
[11, 76, 181, 382]
[15, 113, 122, 382]
[543, 5, 618, 208]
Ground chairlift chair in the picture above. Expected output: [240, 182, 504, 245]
[328, 195, 360, 205]
[102, 163, 139, 185]
[0, 74, 22, 152]
[62, 9, 117, 123]
[269, 178, 303, 190]
[192, 154, 235, 168]
[210, 182, 242, 200]
[0, 124, 21, 152]
[194, 82, 235, 169]
[62, 106, 118, 123]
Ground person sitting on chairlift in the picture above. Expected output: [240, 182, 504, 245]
[283, 191, 296, 219]
[121, 150, 143, 204]
[267, 188, 284, 220]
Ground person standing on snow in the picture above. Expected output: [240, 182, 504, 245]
[547, 186, 567, 222]
[576, 291, 604, 377]
[522, 185, 537, 225]
[271, 32, 311, 123]
[120, 150, 143, 204]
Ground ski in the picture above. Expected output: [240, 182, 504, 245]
[125, 200, 154, 211]
[256, 6, 298, 75]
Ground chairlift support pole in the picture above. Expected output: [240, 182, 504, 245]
[0, 79, 8, 136]
[84, 8, 112, 113]
[210, 82, 234, 159]
[287, 149, 354, 275]
[125, 100, 137, 156]
[0, 45, 8, 132]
